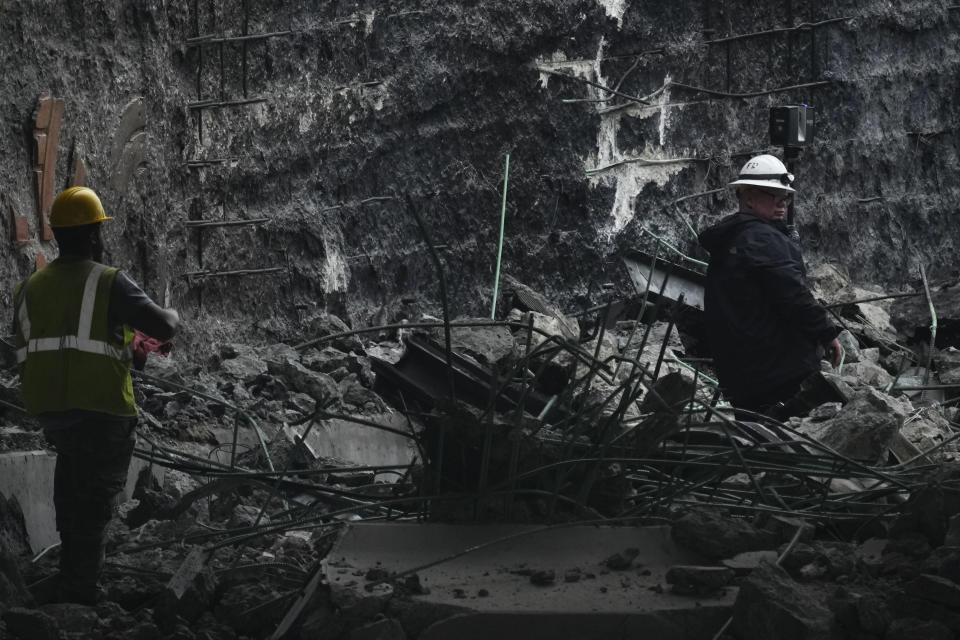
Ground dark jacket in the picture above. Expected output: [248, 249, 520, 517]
[698, 213, 839, 402]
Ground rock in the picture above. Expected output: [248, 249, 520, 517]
[808, 264, 849, 300]
[0, 541, 32, 612]
[780, 541, 858, 581]
[854, 538, 887, 577]
[901, 409, 954, 459]
[0, 491, 33, 558]
[855, 301, 895, 334]
[38, 603, 98, 635]
[268, 358, 341, 404]
[529, 569, 555, 586]
[604, 548, 639, 570]
[835, 330, 861, 363]
[502, 275, 579, 337]
[925, 547, 960, 585]
[890, 280, 960, 343]
[731, 562, 836, 640]
[942, 368, 960, 385]
[828, 587, 890, 636]
[304, 312, 365, 354]
[935, 346, 960, 370]
[907, 573, 960, 608]
[723, 551, 779, 575]
[154, 549, 218, 630]
[339, 375, 387, 412]
[665, 565, 734, 595]
[350, 618, 406, 640]
[840, 360, 894, 389]
[945, 515, 960, 547]
[219, 354, 268, 381]
[671, 509, 778, 561]
[215, 582, 285, 635]
[819, 373, 854, 402]
[229, 504, 269, 529]
[885, 617, 952, 640]
[303, 346, 372, 382]
[2, 607, 59, 640]
[260, 342, 300, 362]
[890, 464, 960, 546]
[128, 620, 163, 639]
[429, 321, 517, 368]
[860, 347, 880, 363]
[796, 388, 907, 464]
[219, 343, 257, 360]
[808, 402, 841, 421]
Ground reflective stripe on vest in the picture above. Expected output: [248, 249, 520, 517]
[15, 263, 133, 364]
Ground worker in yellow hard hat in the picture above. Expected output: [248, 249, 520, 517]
[12, 186, 180, 604]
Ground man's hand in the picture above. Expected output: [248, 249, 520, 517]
[825, 338, 843, 367]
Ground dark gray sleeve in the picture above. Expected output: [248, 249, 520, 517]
[108, 271, 156, 332]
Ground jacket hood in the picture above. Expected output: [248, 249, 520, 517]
[699, 212, 784, 253]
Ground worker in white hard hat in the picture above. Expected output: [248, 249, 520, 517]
[698, 155, 842, 417]
[12, 187, 179, 604]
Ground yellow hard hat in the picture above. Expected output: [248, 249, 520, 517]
[50, 187, 113, 228]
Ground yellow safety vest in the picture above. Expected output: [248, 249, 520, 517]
[14, 258, 136, 417]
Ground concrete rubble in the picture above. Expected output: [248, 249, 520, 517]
[1, 270, 960, 639]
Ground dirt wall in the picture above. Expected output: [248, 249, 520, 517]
[0, 0, 957, 351]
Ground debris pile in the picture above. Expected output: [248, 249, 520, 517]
[2, 268, 960, 638]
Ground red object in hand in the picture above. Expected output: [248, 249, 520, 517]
[132, 330, 172, 370]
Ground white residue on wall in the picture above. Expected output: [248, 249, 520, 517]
[587, 52, 687, 238]
[658, 75, 672, 146]
[323, 232, 350, 293]
[599, 159, 686, 238]
[298, 111, 313, 134]
[597, 0, 629, 27]
[534, 50, 596, 89]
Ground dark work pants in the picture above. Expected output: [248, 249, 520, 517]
[44, 418, 136, 603]
[728, 373, 809, 421]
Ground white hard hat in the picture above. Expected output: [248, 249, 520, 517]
[728, 154, 796, 193]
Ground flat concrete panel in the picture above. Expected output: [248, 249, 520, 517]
[420, 609, 732, 640]
[299, 413, 417, 472]
[326, 523, 736, 638]
[0, 445, 160, 554]
[0, 450, 57, 553]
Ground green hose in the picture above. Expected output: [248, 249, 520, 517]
[491, 153, 510, 319]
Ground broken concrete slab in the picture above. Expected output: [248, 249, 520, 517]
[796, 388, 908, 464]
[907, 573, 960, 608]
[808, 263, 850, 301]
[326, 522, 735, 640]
[671, 509, 778, 561]
[0, 541, 32, 612]
[722, 551, 780, 575]
[303, 312, 365, 355]
[840, 359, 894, 389]
[885, 617, 952, 640]
[428, 320, 518, 370]
[268, 358, 341, 404]
[731, 561, 837, 640]
[836, 330, 862, 363]
[901, 409, 955, 461]
[154, 547, 217, 630]
[286, 412, 417, 477]
[220, 354, 269, 381]
[2, 606, 59, 640]
[507, 309, 578, 348]
[0, 452, 56, 552]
